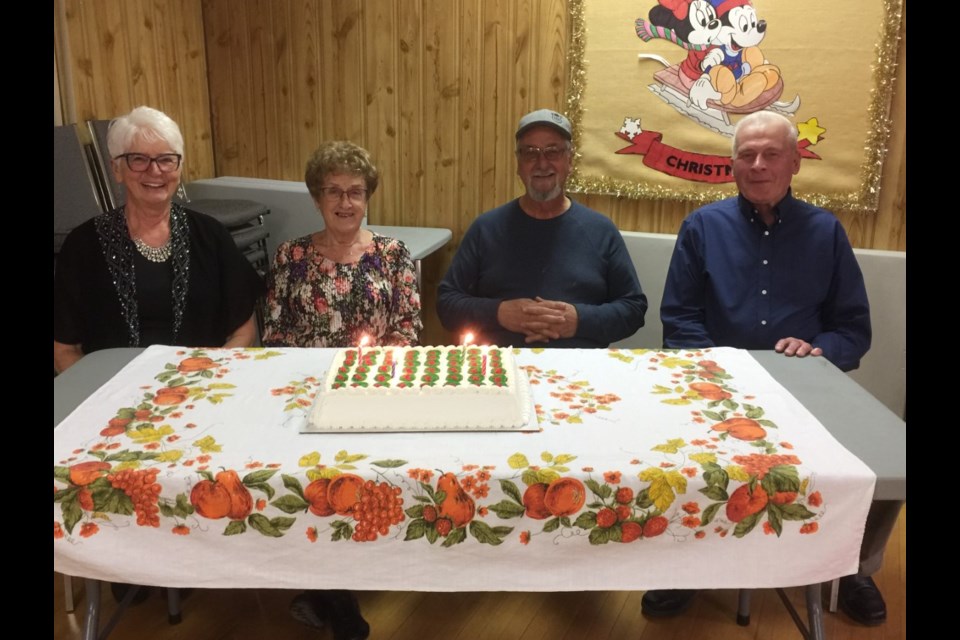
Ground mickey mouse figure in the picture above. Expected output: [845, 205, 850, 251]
[703, 0, 781, 108]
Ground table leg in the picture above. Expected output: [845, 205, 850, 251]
[736, 589, 751, 626]
[82, 579, 100, 640]
[167, 588, 182, 624]
[63, 574, 75, 612]
[415, 259, 423, 293]
[805, 583, 825, 640]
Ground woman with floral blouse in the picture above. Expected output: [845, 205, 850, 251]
[262, 141, 422, 349]
[262, 141, 421, 640]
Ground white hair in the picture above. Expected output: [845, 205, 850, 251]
[106, 106, 185, 159]
[732, 111, 798, 157]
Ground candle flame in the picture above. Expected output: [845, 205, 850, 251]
[358, 335, 370, 347]
[462, 332, 475, 345]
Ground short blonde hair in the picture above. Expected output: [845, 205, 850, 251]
[732, 111, 797, 157]
[305, 141, 379, 199]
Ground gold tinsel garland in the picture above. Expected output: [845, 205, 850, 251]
[565, 0, 904, 214]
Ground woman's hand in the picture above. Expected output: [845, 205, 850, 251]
[54, 341, 84, 374]
[224, 314, 258, 348]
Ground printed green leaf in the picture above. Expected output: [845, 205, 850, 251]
[223, 520, 246, 536]
[405, 505, 425, 519]
[96, 487, 134, 516]
[487, 500, 525, 519]
[589, 526, 621, 545]
[492, 526, 513, 536]
[766, 504, 783, 536]
[248, 482, 275, 500]
[574, 512, 597, 529]
[701, 502, 723, 526]
[722, 399, 739, 411]
[270, 517, 296, 532]
[766, 465, 800, 492]
[414, 495, 432, 504]
[206, 383, 236, 390]
[53, 487, 78, 503]
[540, 451, 554, 463]
[553, 454, 577, 464]
[442, 526, 467, 547]
[61, 498, 83, 535]
[174, 493, 195, 517]
[699, 485, 729, 501]
[535, 468, 560, 484]
[689, 453, 718, 466]
[370, 459, 408, 469]
[520, 470, 541, 487]
[271, 494, 310, 514]
[701, 410, 725, 422]
[560, 517, 571, 528]
[198, 469, 215, 482]
[703, 467, 729, 490]
[733, 512, 761, 538]
[420, 482, 438, 502]
[105, 451, 143, 462]
[634, 489, 654, 509]
[757, 419, 778, 428]
[159, 502, 174, 517]
[469, 520, 505, 545]
[425, 524, 439, 544]
[53, 466, 71, 482]
[248, 513, 284, 537]
[243, 469, 278, 485]
[778, 503, 817, 521]
[404, 519, 427, 540]
[499, 479, 523, 505]
[585, 478, 608, 499]
[542, 517, 561, 533]
[281, 474, 304, 498]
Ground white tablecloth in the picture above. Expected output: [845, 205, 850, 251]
[54, 346, 875, 591]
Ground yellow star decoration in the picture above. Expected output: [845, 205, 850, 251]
[797, 118, 826, 146]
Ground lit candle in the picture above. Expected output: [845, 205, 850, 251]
[461, 331, 474, 359]
[358, 334, 370, 359]
[482, 355, 487, 378]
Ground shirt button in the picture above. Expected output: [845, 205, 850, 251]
[762, 259, 769, 265]
[761, 320, 767, 325]
[761, 290, 767, 295]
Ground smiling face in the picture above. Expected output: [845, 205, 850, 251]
[516, 126, 572, 203]
[732, 120, 800, 212]
[314, 172, 368, 237]
[112, 135, 182, 210]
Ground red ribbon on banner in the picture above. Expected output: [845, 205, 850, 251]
[615, 131, 821, 184]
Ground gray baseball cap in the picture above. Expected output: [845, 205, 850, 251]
[515, 109, 572, 140]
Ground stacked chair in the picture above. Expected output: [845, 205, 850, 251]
[54, 125, 105, 256]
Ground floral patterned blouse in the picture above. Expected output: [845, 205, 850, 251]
[262, 233, 422, 347]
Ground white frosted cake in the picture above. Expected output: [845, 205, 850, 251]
[305, 346, 533, 432]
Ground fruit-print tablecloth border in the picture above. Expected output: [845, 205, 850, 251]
[54, 346, 875, 591]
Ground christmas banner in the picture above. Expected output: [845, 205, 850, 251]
[566, 0, 903, 211]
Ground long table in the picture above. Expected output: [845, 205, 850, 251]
[54, 347, 905, 636]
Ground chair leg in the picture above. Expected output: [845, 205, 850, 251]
[828, 578, 840, 613]
[737, 589, 751, 626]
[63, 574, 76, 612]
[167, 588, 183, 625]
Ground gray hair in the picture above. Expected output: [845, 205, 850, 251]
[305, 141, 379, 198]
[732, 111, 798, 157]
[107, 106, 185, 159]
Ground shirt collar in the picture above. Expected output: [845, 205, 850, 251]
[737, 188, 796, 226]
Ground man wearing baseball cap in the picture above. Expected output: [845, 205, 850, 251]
[437, 108, 646, 347]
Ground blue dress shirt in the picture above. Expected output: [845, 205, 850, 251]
[661, 192, 871, 372]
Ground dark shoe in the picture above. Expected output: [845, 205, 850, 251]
[838, 574, 886, 626]
[110, 582, 151, 606]
[290, 590, 369, 640]
[641, 589, 697, 618]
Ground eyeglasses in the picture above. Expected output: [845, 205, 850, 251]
[515, 145, 568, 163]
[115, 153, 183, 173]
[319, 186, 368, 203]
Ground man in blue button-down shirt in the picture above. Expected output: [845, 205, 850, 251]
[651, 111, 896, 626]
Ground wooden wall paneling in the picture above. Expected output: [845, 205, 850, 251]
[478, 0, 513, 217]
[422, 0, 461, 235]
[457, 0, 481, 237]
[288, 0, 323, 179]
[396, 0, 425, 229]
[363, 0, 401, 227]
[62, 0, 214, 180]
[319, 1, 364, 142]
[533, 0, 567, 108]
